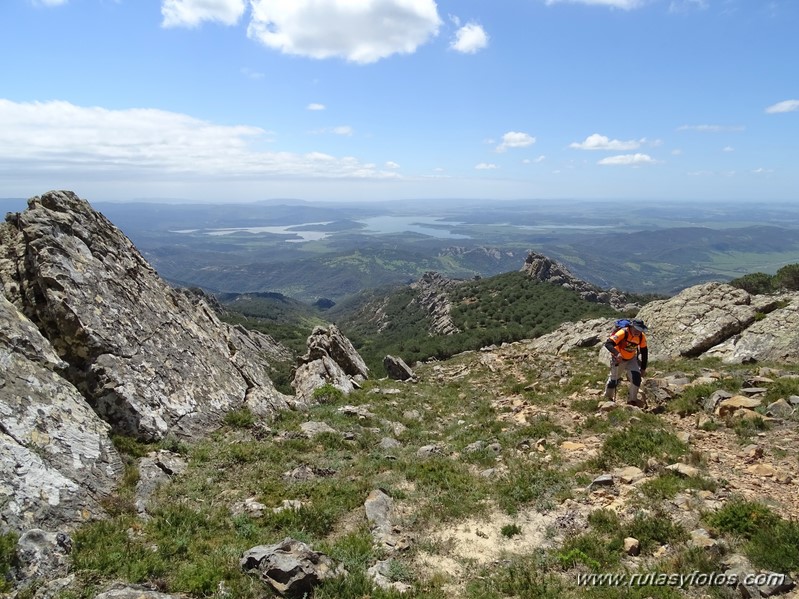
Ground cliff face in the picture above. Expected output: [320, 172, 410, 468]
[0, 191, 291, 443]
[0, 293, 123, 532]
[0, 191, 295, 532]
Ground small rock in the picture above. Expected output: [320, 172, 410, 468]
[561, 441, 586, 451]
[746, 464, 777, 477]
[716, 395, 762, 417]
[416, 444, 443, 458]
[379, 437, 401, 450]
[616, 466, 645, 484]
[589, 474, 614, 489]
[300, 421, 337, 438]
[688, 528, 718, 550]
[666, 463, 700, 478]
[766, 398, 794, 418]
[624, 537, 640, 556]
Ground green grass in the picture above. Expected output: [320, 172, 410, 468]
[638, 471, 717, 502]
[496, 461, 572, 514]
[46, 320, 799, 599]
[591, 415, 687, 470]
[0, 532, 18, 593]
[705, 498, 799, 572]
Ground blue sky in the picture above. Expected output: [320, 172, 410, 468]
[1, 0, 797, 203]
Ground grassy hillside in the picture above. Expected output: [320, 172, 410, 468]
[57, 347, 799, 599]
[218, 271, 619, 376]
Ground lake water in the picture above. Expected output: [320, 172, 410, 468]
[174, 216, 471, 241]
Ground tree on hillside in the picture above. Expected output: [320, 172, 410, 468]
[775, 264, 799, 291]
[730, 272, 774, 295]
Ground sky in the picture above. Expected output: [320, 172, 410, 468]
[1, 0, 797, 204]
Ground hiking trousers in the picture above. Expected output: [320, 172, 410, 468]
[604, 356, 642, 404]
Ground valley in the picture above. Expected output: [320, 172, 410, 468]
[49, 197, 799, 302]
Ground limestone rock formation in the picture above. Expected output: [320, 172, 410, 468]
[383, 354, 416, 381]
[409, 271, 463, 335]
[0, 191, 291, 441]
[0, 294, 123, 532]
[522, 317, 614, 356]
[521, 252, 634, 311]
[292, 324, 369, 402]
[704, 293, 799, 364]
[526, 284, 799, 366]
[636, 282, 789, 362]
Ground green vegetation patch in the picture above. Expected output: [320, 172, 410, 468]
[593, 416, 687, 470]
[706, 498, 799, 573]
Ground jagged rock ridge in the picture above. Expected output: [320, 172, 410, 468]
[409, 271, 463, 335]
[0, 191, 292, 443]
[521, 252, 635, 312]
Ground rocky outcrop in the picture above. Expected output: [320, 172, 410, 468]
[522, 317, 616, 356]
[636, 282, 789, 362]
[527, 283, 799, 366]
[521, 252, 634, 311]
[0, 191, 291, 442]
[383, 355, 416, 381]
[291, 324, 369, 402]
[0, 294, 123, 532]
[409, 271, 462, 335]
[703, 293, 799, 364]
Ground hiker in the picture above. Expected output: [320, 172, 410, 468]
[603, 318, 649, 407]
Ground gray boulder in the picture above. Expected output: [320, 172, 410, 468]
[241, 537, 346, 597]
[524, 317, 614, 356]
[383, 355, 415, 381]
[636, 282, 783, 362]
[703, 293, 799, 363]
[292, 325, 368, 403]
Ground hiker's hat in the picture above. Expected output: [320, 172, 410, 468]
[631, 319, 648, 332]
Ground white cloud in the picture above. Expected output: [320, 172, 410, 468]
[544, 0, 644, 9]
[723, 146, 734, 152]
[765, 99, 799, 114]
[247, 0, 442, 64]
[523, 155, 547, 164]
[161, 0, 246, 28]
[677, 124, 745, 132]
[30, 0, 68, 6]
[496, 131, 535, 152]
[569, 133, 641, 151]
[385, 161, 401, 169]
[598, 153, 657, 165]
[0, 100, 399, 184]
[307, 103, 326, 111]
[310, 126, 354, 136]
[752, 167, 775, 174]
[450, 23, 489, 54]
[332, 126, 353, 136]
[475, 163, 498, 170]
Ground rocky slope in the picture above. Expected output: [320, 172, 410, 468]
[0, 191, 301, 534]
